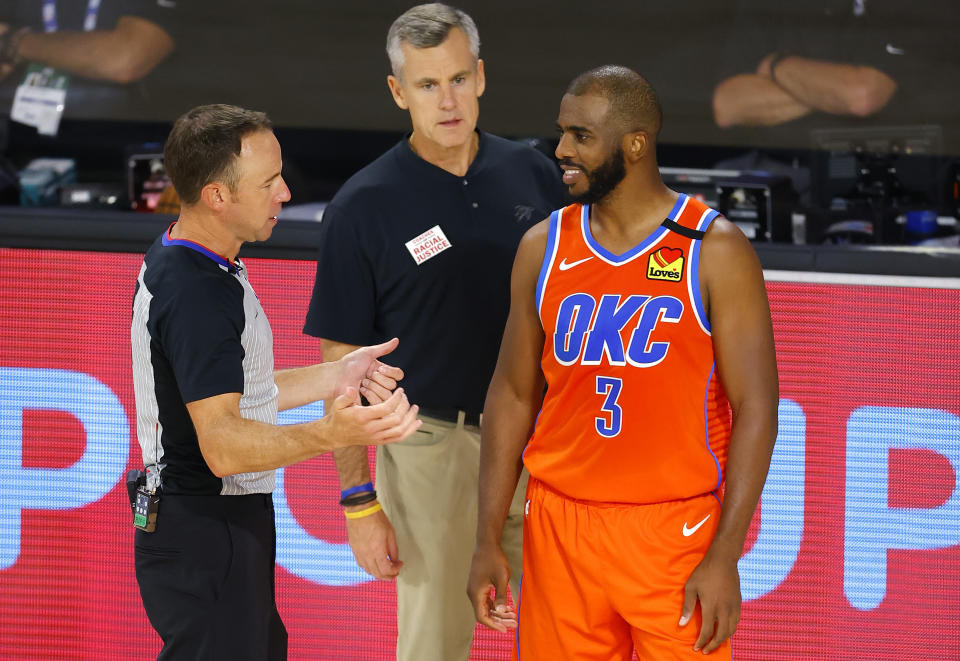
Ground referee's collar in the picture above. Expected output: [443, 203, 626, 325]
[162, 223, 239, 274]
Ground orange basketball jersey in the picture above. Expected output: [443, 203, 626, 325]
[524, 194, 731, 504]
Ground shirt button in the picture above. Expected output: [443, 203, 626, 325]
[472, 202, 479, 208]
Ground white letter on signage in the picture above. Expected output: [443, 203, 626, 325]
[844, 406, 960, 610]
[739, 399, 805, 601]
[273, 403, 373, 586]
[0, 367, 129, 569]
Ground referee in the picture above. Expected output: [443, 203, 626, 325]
[130, 104, 421, 660]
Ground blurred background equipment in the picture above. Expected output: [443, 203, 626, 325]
[18, 156, 73, 206]
[0, 0, 955, 243]
[126, 145, 169, 213]
[661, 167, 795, 242]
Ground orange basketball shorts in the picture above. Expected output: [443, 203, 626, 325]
[514, 477, 731, 660]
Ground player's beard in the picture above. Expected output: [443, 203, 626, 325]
[569, 146, 627, 205]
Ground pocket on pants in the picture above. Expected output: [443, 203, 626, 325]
[135, 511, 233, 603]
[399, 425, 444, 447]
[135, 545, 181, 559]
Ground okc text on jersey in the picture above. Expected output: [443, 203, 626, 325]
[553, 293, 684, 368]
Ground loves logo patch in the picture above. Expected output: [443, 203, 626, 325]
[647, 247, 684, 282]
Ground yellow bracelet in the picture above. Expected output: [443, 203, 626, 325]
[344, 503, 382, 520]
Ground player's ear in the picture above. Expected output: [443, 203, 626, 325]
[623, 131, 649, 163]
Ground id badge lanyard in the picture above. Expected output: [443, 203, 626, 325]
[42, 0, 102, 33]
[11, 0, 102, 136]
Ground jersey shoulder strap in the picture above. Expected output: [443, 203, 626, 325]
[660, 195, 719, 240]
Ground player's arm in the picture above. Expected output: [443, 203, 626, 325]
[2, 16, 173, 84]
[679, 218, 778, 654]
[468, 219, 548, 632]
[273, 338, 405, 412]
[319, 338, 404, 581]
[186, 384, 420, 478]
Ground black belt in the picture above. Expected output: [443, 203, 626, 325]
[419, 406, 481, 427]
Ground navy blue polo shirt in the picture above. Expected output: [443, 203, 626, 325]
[303, 132, 566, 412]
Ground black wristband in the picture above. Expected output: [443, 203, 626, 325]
[769, 51, 791, 86]
[339, 490, 377, 507]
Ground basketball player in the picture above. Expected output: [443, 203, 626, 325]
[467, 66, 778, 659]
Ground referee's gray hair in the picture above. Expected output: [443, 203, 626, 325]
[386, 3, 480, 78]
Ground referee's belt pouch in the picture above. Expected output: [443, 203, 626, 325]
[127, 469, 160, 532]
[126, 468, 145, 511]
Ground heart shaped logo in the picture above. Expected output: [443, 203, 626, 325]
[647, 247, 685, 282]
[654, 247, 683, 268]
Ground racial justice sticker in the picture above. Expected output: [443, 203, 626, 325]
[405, 225, 452, 265]
[647, 247, 684, 281]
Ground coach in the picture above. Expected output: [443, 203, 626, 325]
[302, 4, 566, 660]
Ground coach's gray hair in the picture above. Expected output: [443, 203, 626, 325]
[386, 3, 480, 78]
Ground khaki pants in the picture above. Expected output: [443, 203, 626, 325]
[376, 412, 528, 661]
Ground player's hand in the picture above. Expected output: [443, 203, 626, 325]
[345, 507, 402, 580]
[678, 548, 741, 654]
[335, 338, 405, 403]
[325, 386, 421, 448]
[467, 542, 516, 632]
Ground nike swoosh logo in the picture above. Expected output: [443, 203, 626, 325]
[558, 256, 593, 271]
[682, 514, 711, 537]
[885, 43, 905, 55]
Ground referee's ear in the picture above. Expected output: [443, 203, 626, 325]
[199, 181, 228, 212]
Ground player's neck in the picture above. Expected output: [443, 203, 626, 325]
[589, 178, 677, 250]
[408, 131, 479, 177]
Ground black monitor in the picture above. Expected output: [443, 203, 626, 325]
[810, 125, 947, 242]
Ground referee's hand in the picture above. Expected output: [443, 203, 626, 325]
[335, 338, 405, 403]
[327, 386, 421, 448]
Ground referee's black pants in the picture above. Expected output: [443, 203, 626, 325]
[135, 493, 287, 661]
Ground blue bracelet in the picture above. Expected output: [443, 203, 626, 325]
[340, 482, 374, 500]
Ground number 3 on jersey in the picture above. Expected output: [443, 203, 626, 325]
[595, 376, 623, 437]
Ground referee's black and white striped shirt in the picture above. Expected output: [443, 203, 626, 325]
[131, 227, 277, 495]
